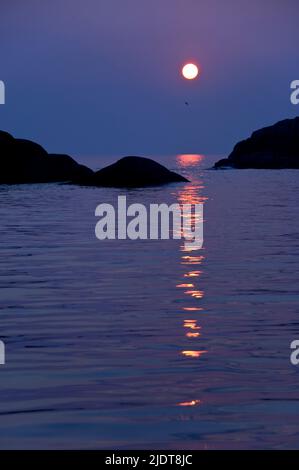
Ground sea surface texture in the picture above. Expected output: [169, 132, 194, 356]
[0, 154, 299, 449]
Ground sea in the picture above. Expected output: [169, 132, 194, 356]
[0, 154, 299, 449]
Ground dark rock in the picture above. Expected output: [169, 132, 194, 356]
[214, 117, 299, 169]
[0, 131, 187, 187]
[0, 130, 93, 184]
[47, 154, 94, 183]
[91, 156, 189, 187]
[214, 158, 232, 169]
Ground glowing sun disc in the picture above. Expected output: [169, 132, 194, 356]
[182, 63, 199, 80]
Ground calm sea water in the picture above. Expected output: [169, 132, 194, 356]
[0, 154, 299, 449]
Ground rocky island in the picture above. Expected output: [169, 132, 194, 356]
[90, 156, 188, 187]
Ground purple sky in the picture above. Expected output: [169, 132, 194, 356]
[0, 0, 298, 157]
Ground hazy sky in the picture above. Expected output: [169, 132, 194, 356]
[0, 0, 298, 157]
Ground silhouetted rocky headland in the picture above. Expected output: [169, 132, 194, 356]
[0, 131, 187, 186]
[215, 117, 299, 169]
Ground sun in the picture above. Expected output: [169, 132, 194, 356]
[182, 63, 199, 80]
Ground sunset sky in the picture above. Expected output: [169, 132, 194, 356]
[0, 0, 298, 156]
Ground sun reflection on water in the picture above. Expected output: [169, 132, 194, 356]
[186, 332, 201, 338]
[184, 319, 201, 330]
[175, 157, 208, 353]
[182, 307, 203, 312]
[181, 255, 204, 265]
[176, 154, 204, 168]
[184, 271, 202, 278]
[173, 155, 208, 405]
[176, 283, 194, 288]
[178, 399, 201, 407]
[182, 350, 207, 358]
